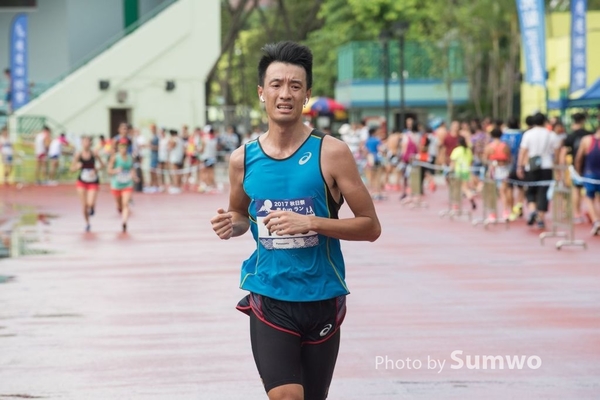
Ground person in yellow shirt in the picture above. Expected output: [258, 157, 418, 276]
[450, 135, 476, 210]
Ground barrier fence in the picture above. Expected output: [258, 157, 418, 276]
[401, 165, 428, 209]
[539, 183, 587, 250]
[472, 176, 509, 229]
[439, 173, 471, 221]
[410, 160, 589, 250]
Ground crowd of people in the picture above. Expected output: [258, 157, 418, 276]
[4, 122, 263, 232]
[337, 112, 600, 236]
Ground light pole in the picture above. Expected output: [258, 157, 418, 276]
[379, 30, 391, 135]
[393, 21, 410, 132]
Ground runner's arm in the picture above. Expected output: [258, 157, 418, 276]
[94, 149, 106, 170]
[211, 146, 250, 240]
[69, 152, 81, 172]
[574, 136, 589, 174]
[107, 154, 118, 175]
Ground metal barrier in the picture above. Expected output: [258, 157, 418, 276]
[539, 183, 586, 250]
[401, 164, 428, 209]
[439, 173, 471, 220]
[472, 177, 509, 229]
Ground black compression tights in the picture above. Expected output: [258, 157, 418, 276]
[249, 312, 341, 400]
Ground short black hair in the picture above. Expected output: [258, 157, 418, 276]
[258, 41, 313, 89]
[525, 115, 534, 127]
[571, 112, 586, 124]
[532, 112, 546, 127]
[490, 128, 503, 139]
[507, 117, 520, 130]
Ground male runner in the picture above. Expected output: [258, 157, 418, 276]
[210, 41, 381, 400]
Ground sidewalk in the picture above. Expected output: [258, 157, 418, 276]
[0, 184, 598, 399]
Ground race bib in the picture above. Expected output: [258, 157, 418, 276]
[80, 168, 97, 183]
[116, 170, 132, 184]
[256, 197, 319, 250]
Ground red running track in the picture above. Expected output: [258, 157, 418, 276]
[0, 183, 599, 399]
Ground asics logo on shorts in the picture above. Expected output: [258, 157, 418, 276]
[299, 152, 312, 165]
[319, 323, 333, 337]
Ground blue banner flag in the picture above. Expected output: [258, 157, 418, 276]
[10, 13, 29, 110]
[570, 0, 587, 94]
[516, 0, 546, 87]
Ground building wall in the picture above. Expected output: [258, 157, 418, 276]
[336, 78, 469, 125]
[0, 0, 170, 84]
[10, 0, 220, 135]
[66, 0, 124, 68]
[0, 0, 70, 82]
[521, 11, 600, 117]
[139, 0, 167, 16]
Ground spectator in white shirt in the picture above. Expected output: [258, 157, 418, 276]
[517, 112, 562, 229]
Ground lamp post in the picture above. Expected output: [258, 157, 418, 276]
[379, 30, 391, 135]
[393, 21, 410, 132]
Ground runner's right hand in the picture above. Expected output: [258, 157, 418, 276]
[211, 208, 233, 240]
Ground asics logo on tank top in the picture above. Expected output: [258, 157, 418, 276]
[299, 152, 312, 165]
[319, 323, 333, 337]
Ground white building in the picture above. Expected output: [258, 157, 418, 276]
[3, 0, 220, 138]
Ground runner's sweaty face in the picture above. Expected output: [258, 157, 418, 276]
[258, 62, 311, 125]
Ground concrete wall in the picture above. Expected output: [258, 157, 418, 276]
[66, 0, 124, 68]
[139, 0, 167, 16]
[0, 0, 170, 84]
[336, 79, 469, 109]
[335, 78, 467, 127]
[521, 11, 600, 117]
[0, 0, 70, 82]
[10, 0, 220, 136]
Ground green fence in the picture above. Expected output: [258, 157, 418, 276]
[338, 40, 465, 82]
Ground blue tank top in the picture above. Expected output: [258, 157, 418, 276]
[241, 130, 349, 302]
[501, 129, 523, 168]
[584, 136, 600, 176]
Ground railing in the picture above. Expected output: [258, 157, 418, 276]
[15, 114, 69, 141]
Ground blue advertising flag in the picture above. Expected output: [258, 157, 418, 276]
[570, 0, 587, 94]
[10, 13, 29, 110]
[516, 0, 547, 87]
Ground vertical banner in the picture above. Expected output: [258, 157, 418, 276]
[516, 0, 547, 87]
[570, 0, 587, 94]
[10, 13, 29, 110]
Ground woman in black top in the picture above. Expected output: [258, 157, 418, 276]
[70, 136, 104, 232]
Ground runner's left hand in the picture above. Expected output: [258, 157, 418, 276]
[264, 211, 311, 236]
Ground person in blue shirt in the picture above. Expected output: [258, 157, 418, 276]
[501, 116, 525, 221]
[210, 41, 381, 400]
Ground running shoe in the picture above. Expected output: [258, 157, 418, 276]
[429, 180, 437, 193]
[527, 212, 537, 226]
[537, 220, 546, 230]
[508, 212, 518, 222]
[513, 203, 524, 218]
[470, 199, 477, 210]
[487, 213, 497, 223]
[122, 223, 127, 233]
[592, 221, 600, 236]
[89, 206, 95, 216]
[502, 211, 511, 222]
[85, 224, 91, 232]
